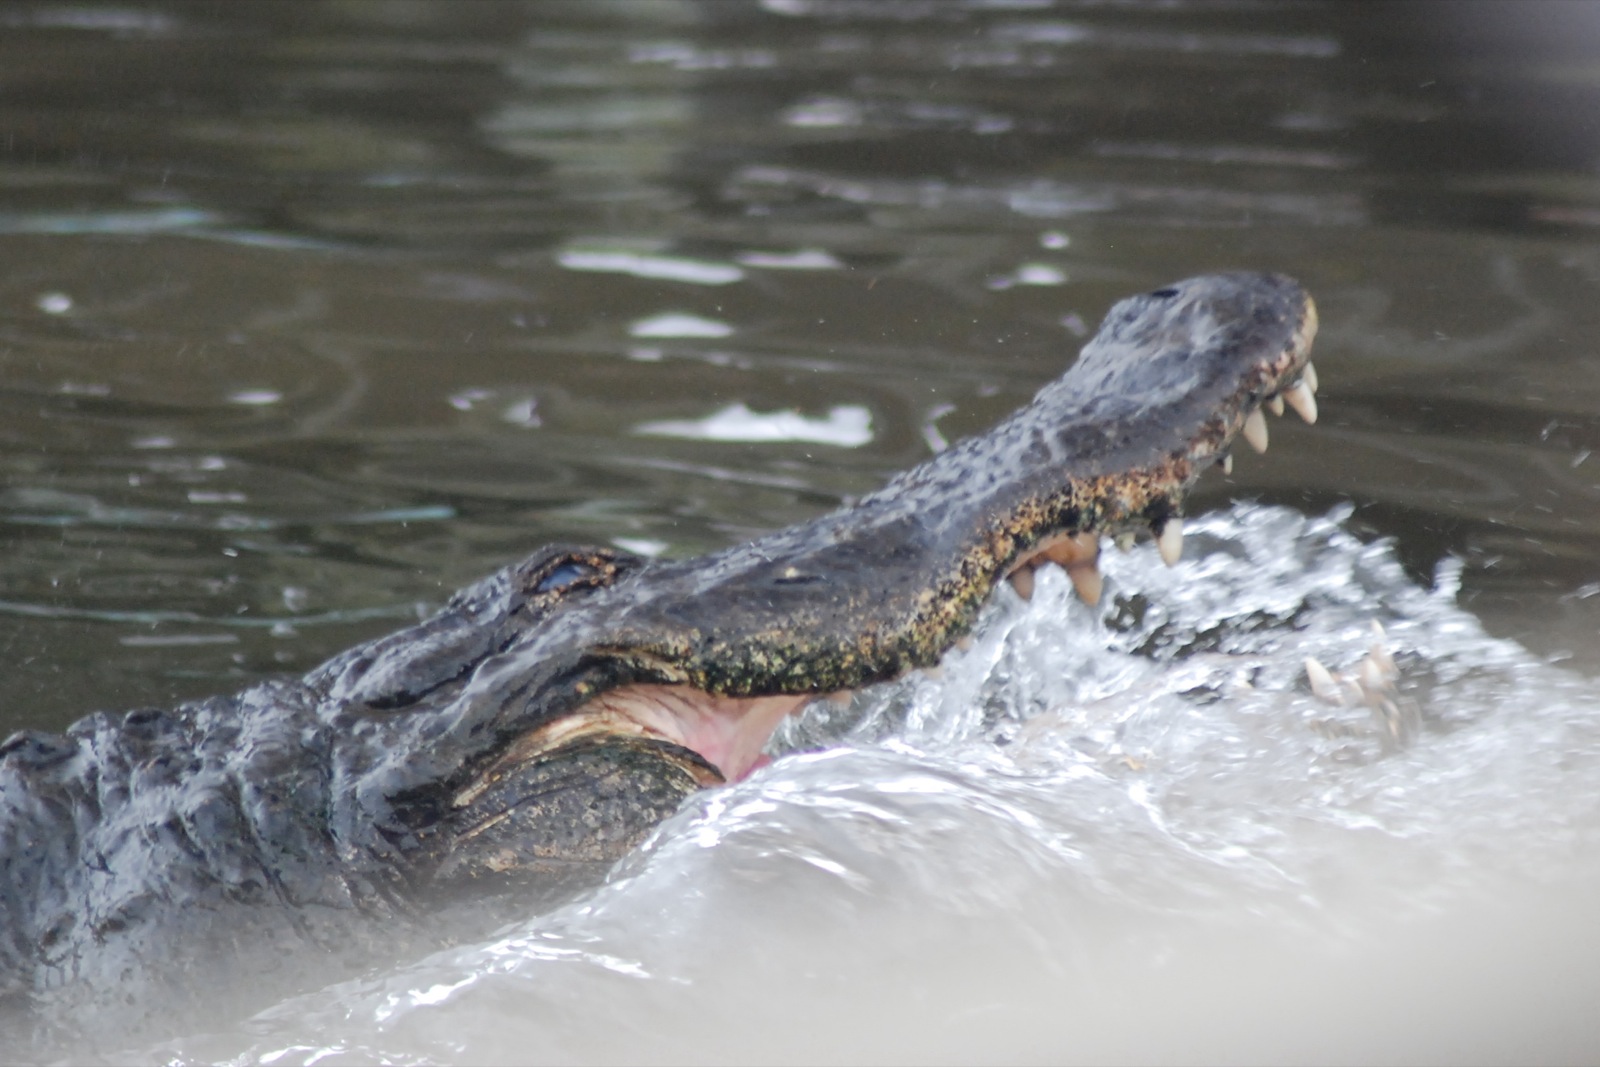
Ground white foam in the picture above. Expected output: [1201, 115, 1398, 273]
[635, 402, 872, 447]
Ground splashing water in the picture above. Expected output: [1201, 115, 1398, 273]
[150, 505, 1600, 1065]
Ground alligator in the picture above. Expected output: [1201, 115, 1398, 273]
[0, 272, 1318, 1049]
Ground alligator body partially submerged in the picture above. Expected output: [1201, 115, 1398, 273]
[0, 272, 1318, 1047]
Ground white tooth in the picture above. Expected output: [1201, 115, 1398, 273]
[1221, 453, 1233, 475]
[1359, 656, 1386, 694]
[1303, 362, 1318, 395]
[1267, 395, 1285, 417]
[1115, 532, 1136, 553]
[924, 665, 944, 680]
[1370, 638, 1397, 678]
[1009, 567, 1035, 601]
[826, 690, 854, 708]
[956, 635, 975, 652]
[1068, 562, 1103, 606]
[1285, 381, 1317, 424]
[1305, 657, 1340, 702]
[1242, 408, 1269, 453]
[1156, 518, 1183, 567]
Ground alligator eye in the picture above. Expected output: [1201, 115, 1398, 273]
[1149, 287, 1179, 299]
[535, 561, 599, 594]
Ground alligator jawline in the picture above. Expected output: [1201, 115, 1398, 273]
[449, 273, 1321, 808]
[477, 526, 1148, 791]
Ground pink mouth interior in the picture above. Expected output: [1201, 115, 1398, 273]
[588, 684, 815, 782]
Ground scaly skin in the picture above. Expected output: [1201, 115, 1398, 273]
[0, 272, 1317, 1049]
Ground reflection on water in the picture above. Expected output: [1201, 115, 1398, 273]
[2, 0, 1600, 1060]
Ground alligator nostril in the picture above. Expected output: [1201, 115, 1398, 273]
[1149, 287, 1179, 298]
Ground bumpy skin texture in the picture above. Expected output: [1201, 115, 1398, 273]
[0, 272, 1315, 1045]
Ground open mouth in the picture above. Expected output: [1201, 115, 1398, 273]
[437, 274, 1319, 855]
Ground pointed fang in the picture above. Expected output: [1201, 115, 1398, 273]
[1303, 361, 1318, 395]
[1359, 656, 1387, 694]
[1009, 566, 1035, 601]
[1157, 518, 1183, 567]
[1221, 453, 1233, 475]
[1115, 532, 1136, 553]
[1242, 408, 1269, 453]
[1305, 657, 1340, 702]
[1068, 562, 1103, 606]
[956, 635, 975, 652]
[1285, 381, 1317, 424]
[1267, 395, 1285, 417]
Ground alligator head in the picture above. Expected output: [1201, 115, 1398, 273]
[0, 272, 1316, 1041]
[305, 270, 1319, 896]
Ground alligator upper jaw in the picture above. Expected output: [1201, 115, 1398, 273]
[447, 271, 1319, 801]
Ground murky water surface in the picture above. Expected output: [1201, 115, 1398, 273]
[3, 1, 1600, 1062]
